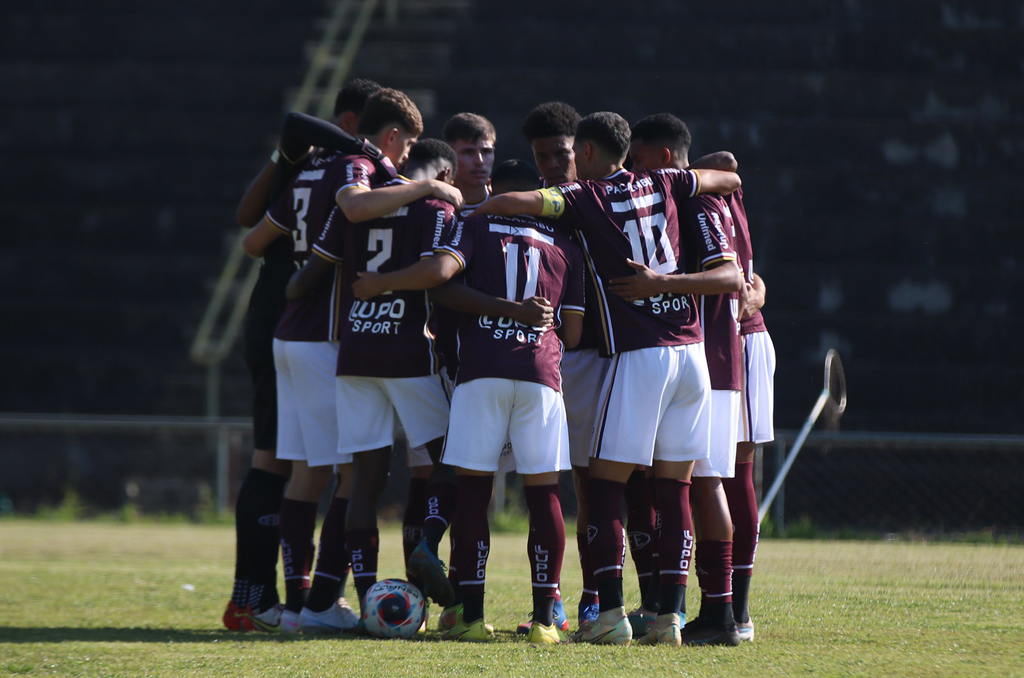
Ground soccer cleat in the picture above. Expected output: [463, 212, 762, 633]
[407, 543, 456, 607]
[223, 601, 252, 631]
[246, 604, 287, 633]
[680, 616, 741, 647]
[573, 607, 632, 646]
[636, 612, 682, 647]
[735, 619, 755, 642]
[526, 621, 568, 644]
[627, 607, 657, 637]
[438, 604, 461, 632]
[279, 609, 301, 634]
[442, 618, 494, 642]
[516, 599, 569, 635]
[298, 600, 360, 634]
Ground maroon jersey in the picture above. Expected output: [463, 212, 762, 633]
[437, 214, 585, 391]
[548, 168, 736, 355]
[687, 195, 742, 391]
[314, 179, 456, 378]
[266, 150, 349, 342]
[726, 188, 767, 335]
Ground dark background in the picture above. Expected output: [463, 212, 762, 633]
[2, 0, 1022, 526]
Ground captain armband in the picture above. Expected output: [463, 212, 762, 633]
[539, 188, 566, 218]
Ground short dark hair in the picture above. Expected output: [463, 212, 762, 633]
[333, 78, 383, 118]
[575, 111, 631, 161]
[442, 112, 496, 145]
[522, 102, 580, 141]
[630, 113, 692, 158]
[357, 88, 424, 137]
[490, 159, 542, 194]
[406, 138, 458, 173]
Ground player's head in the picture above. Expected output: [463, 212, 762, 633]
[522, 101, 580, 186]
[333, 78, 383, 134]
[629, 113, 692, 171]
[443, 112, 497, 196]
[573, 111, 630, 180]
[490, 159, 541, 195]
[404, 138, 458, 183]
[357, 88, 424, 168]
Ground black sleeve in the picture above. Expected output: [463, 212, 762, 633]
[278, 112, 396, 179]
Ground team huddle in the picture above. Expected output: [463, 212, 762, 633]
[224, 78, 776, 647]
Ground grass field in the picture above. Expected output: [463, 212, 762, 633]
[1, 520, 1022, 677]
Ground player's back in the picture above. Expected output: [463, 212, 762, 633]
[267, 150, 350, 342]
[333, 190, 456, 379]
[554, 167, 728, 355]
[441, 212, 584, 391]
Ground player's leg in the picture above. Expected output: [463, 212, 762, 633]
[439, 378, 512, 642]
[561, 348, 609, 629]
[226, 313, 290, 630]
[625, 465, 659, 635]
[385, 375, 456, 608]
[639, 343, 714, 646]
[301, 462, 360, 633]
[402, 455, 432, 571]
[686, 388, 740, 642]
[723, 442, 758, 640]
[344, 445, 390, 612]
[510, 380, 570, 644]
[335, 376, 397, 613]
[723, 329, 775, 641]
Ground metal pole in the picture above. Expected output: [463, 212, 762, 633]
[759, 388, 829, 524]
[217, 426, 230, 514]
[772, 439, 786, 530]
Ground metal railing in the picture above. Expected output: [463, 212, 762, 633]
[4, 413, 1022, 532]
[764, 430, 1024, 532]
[0, 413, 251, 514]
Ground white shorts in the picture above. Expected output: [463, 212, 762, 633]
[694, 390, 740, 478]
[273, 339, 351, 467]
[442, 378, 570, 475]
[335, 374, 450, 454]
[561, 348, 610, 468]
[739, 331, 776, 444]
[591, 344, 711, 466]
[407, 444, 432, 468]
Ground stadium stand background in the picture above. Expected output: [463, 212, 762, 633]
[2, 0, 1022, 528]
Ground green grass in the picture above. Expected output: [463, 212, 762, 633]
[0, 521, 1022, 677]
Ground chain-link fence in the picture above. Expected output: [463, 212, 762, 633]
[2, 414, 1022, 536]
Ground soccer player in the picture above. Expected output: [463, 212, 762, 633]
[443, 112, 496, 214]
[521, 101, 602, 633]
[721, 180, 774, 644]
[471, 111, 743, 646]
[350, 159, 585, 644]
[245, 88, 457, 633]
[223, 79, 381, 632]
[622, 112, 746, 646]
[288, 131, 463, 616]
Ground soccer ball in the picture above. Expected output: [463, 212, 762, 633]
[361, 579, 426, 639]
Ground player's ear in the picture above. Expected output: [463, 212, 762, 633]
[336, 111, 359, 135]
[436, 166, 452, 183]
[661, 147, 672, 168]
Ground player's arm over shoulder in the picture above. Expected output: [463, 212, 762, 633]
[468, 189, 550, 218]
[695, 168, 741, 196]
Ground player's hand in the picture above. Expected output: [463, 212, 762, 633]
[511, 296, 554, 329]
[607, 259, 665, 302]
[738, 282, 755, 320]
[738, 273, 766, 320]
[430, 180, 464, 211]
[353, 271, 389, 301]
